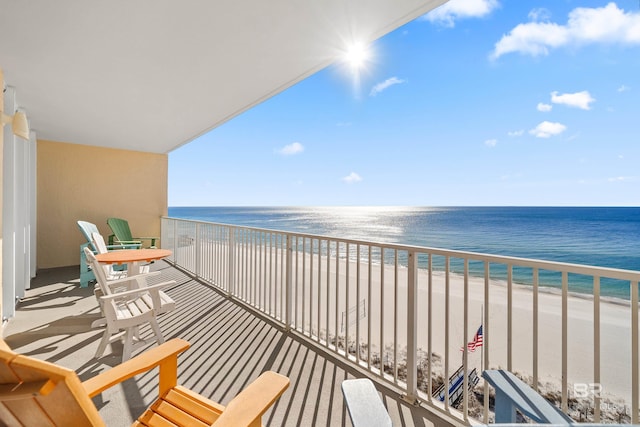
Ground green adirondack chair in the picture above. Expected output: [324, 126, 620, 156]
[107, 217, 158, 248]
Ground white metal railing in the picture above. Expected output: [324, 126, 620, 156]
[161, 217, 640, 425]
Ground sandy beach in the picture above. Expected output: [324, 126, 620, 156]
[281, 248, 637, 408]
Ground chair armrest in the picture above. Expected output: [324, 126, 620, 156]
[99, 280, 175, 302]
[115, 240, 142, 245]
[212, 371, 290, 427]
[482, 370, 573, 424]
[341, 379, 392, 427]
[103, 271, 162, 293]
[106, 243, 141, 250]
[97, 270, 162, 289]
[83, 338, 190, 398]
[109, 235, 142, 247]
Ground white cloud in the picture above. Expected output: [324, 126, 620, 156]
[528, 8, 551, 22]
[491, 3, 640, 59]
[491, 22, 568, 59]
[370, 77, 406, 96]
[278, 142, 304, 155]
[508, 130, 524, 137]
[485, 139, 497, 147]
[551, 90, 595, 110]
[423, 0, 499, 27]
[618, 84, 631, 92]
[529, 121, 567, 138]
[537, 102, 552, 112]
[342, 172, 363, 184]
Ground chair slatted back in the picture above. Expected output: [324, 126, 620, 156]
[83, 246, 115, 297]
[92, 232, 110, 254]
[0, 343, 104, 426]
[77, 221, 101, 252]
[107, 217, 135, 244]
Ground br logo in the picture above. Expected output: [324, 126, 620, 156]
[573, 383, 603, 398]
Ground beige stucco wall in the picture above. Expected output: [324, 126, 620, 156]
[0, 123, 4, 321]
[37, 140, 168, 269]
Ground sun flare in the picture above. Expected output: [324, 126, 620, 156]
[344, 42, 369, 70]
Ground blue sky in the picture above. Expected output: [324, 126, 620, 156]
[169, 0, 640, 207]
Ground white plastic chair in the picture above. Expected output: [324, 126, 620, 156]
[91, 232, 150, 276]
[84, 246, 176, 361]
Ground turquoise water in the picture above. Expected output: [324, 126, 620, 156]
[168, 206, 640, 299]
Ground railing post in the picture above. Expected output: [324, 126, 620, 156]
[632, 280, 639, 424]
[172, 220, 177, 263]
[195, 223, 201, 279]
[285, 234, 293, 331]
[227, 227, 235, 297]
[404, 250, 419, 404]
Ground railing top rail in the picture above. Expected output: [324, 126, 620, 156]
[162, 216, 640, 282]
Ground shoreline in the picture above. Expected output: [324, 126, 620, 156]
[348, 255, 636, 305]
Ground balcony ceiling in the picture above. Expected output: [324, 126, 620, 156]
[0, 0, 447, 154]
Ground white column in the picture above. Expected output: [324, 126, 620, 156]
[2, 86, 17, 319]
[28, 131, 37, 280]
[2, 85, 34, 319]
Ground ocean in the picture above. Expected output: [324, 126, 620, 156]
[167, 206, 640, 299]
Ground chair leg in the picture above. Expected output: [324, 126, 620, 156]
[149, 318, 165, 346]
[95, 329, 112, 359]
[122, 328, 135, 362]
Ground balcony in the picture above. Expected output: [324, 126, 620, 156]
[3, 259, 441, 426]
[4, 216, 640, 426]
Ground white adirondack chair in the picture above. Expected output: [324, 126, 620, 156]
[91, 232, 175, 315]
[84, 246, 176, 361]
[91, 232, 150, 275]
[90, 232, 167, 329]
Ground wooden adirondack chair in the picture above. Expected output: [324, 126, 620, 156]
[0, 338, 290, 426]
[107, 217, 158, 249]
[84, 247, 176, 361]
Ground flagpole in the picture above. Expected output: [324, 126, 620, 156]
[480, 304, 484, 373]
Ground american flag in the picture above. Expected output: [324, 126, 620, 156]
[462, 325, 483, 352]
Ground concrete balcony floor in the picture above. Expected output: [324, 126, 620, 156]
[3, 260, 446, 427]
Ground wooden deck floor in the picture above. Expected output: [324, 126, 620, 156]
[2, 261, 452, 427]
